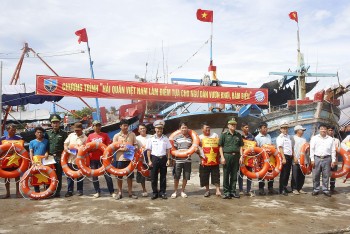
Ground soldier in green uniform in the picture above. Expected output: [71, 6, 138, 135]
[219, 118, 244, 199]
[47, 115, 67, 197]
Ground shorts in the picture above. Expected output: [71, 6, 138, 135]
[199, 164, 220, 187]
[174, 161, 191, 180]
[136, 163, 150, 184]
[116, 161, 134, 179]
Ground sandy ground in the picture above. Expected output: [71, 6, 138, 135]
[0, 165, 350, 234]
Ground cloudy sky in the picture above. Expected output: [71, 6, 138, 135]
[1, 0, 349, 113]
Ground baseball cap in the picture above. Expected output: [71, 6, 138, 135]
[294, 125, 306, 131]
[92, 120, 101, 126]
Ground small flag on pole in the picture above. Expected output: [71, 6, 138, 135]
[196, 9, 213, 23]
[75, 28, 88, 43]
[289, 11, 298, 23]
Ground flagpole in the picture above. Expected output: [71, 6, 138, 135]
[86, 41, 101, 121]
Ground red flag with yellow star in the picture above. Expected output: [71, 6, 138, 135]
[289, 11, 298, 23]
[75, 28, 88, 44]
[196, 9, 213, 23]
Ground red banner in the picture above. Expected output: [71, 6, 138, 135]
[36, 75, 268, 105]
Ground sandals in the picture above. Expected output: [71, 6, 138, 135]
[204, 191, 210, 197]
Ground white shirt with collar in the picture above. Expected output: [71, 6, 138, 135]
[276, 133, 293, 155]
[293, 135, 307, 160]
[255, 133, 272, 147]
[146, 134, 172, 157]
[310, 134, 336, 163]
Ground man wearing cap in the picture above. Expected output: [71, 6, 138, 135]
[276, 122, 293, 196]
[112, 119, 138, 200]
[63, 122, 87, 197]
[219, 118, 244, 199]
[146, 120, 172, 200]
[87, 120, 115, 198]
[291, 125, 307, 195]
[310, 124, 336, 197]
[327, 125, 340, 194]
[255, 122, 278, 195]
[47, 115, 67, 197]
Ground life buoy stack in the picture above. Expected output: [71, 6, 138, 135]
[102, 143, 140, 176]
[76, 142, 106, 177]
[331, 147, 350, 178]
[0, 143, 30, 178]
[20, 165, 58, 199]
[261, 144, 282, 180]
[299, 143, 312, 175]
[61, 150, 90, 179]
[169, 129, 200, 158]
[240, 147, 270, 179]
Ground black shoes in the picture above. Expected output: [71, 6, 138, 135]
[311, 191, 319, 196]
[160, 194, 167, 200]
[151, 194, 158, 200]
[230, 193, 240, 198]
[65, 192, 73, 197]
[280, 191, 288, 196]
[222, 194, 232, 199]
[258, 189, 266, 196]
[323, 192, 331, 197]
[77, 191, 83, 196]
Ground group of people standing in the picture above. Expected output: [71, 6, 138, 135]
[0, 115, 347, 200]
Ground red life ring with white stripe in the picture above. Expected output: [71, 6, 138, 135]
[261, 145, 282, 180]
[0, 143, 30, 178]
[76, 142, 106, 177]
[299, 143, 312, 175]
[331, 147, 350, 178]
[102, 143, 140, 176]
[169, 129, 200, 158]
[61, 151, 90, 179]
[20, 165, 58, 199]
[240, 147, 270, 179]
[136, 148, 150, 177]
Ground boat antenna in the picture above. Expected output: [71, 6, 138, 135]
[162, 40, 166, 83]
[144, 62, 148, 81]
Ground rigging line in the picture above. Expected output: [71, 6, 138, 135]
[168, 37, 210, 76]
[0, 50, 85, 59]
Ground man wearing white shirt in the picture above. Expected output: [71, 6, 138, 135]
[310, 124, 336, 197]
[276, 122, 293, 196]
[136, 124, 151, 197]
[146, 120, 172, 200]
[291, 125, 307, 195]
[256, 122, 278, 195]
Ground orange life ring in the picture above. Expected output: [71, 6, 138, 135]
[240, 147, 270, 179]
[136, 149, 150, 177]
[61, 151, 90, 179]
[299, 143, 312, 175]
[261, 145, 282, 180]
[20, 165, 58, 199]
[169, 129, 200, 158]
[76, 142, 106, 177]
[0, 143, 30, 178]
[331, 147, 350, 178]
[102, 143, 140, 176]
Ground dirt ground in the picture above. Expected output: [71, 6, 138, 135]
[0, 166, 350, 234]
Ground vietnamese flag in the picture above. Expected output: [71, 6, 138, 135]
[289, 11, 298, 23]
[75, 28, 88, 43]
[196, 9, 213, 23]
